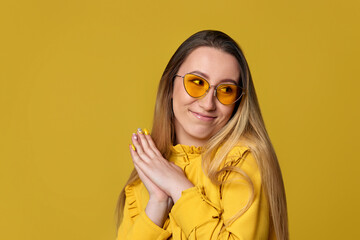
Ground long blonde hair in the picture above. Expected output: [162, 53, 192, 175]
[115, 30, 289, 239]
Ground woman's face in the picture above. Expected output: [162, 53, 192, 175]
[172, 46, 241, 146]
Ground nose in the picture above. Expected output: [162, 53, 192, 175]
[198, 87, 216, 111]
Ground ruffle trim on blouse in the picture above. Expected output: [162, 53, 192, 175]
[170, 144, 203, 155]
[124, 184, 140, 219]
[170, 144, 251, 165]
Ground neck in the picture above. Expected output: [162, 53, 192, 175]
[175, 135, 207, 147]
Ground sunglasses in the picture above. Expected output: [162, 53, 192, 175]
[175, 73, 245, 105]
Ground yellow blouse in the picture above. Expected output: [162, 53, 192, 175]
[117, 144, 276, 240]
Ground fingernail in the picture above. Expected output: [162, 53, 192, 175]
[131, 144, 136, 151]
[132, 133, 137, 140]
[144, 128, 149, 135]
[137, 128, 143, 134]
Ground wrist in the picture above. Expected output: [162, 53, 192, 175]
[148, 197, 169, 206]
[145, 198, 170, 227]
[171, 181, 194, 203]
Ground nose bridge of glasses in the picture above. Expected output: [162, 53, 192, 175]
[203, 84, 230, 101]
[204, 84, 217, 97]
[199, 85, 217, 109]
[210, 85, 217, 97]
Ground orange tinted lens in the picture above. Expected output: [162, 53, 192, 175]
[216, 84, 240, 104]
[183, 74, 209, 97]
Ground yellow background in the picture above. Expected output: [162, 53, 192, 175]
[1, 0, 359, 239]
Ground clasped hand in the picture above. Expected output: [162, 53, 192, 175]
[129, 129, 194, 204]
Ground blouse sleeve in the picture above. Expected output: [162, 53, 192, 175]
[169, 148, 273, 239]
[117, 184, 171, 240]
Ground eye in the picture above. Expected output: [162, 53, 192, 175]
[191, 79, 205, 86]
[219, 85, 233, 94]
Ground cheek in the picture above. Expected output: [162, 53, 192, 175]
[172, 79, 183, 102]
[172, 82, 195, 109]
[172, 93, 192, 117]
[219, 105, 236, 122]
[172, 85, 186, 117]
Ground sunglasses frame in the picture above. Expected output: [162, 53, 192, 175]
[175, 73, 245, 105]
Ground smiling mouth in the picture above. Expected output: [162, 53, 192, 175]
[190, 110, 217, 121]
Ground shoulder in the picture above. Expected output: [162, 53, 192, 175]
[227, 145, 251, 158]
[225, 145, 255, 165]
[223, 144, 260, 179]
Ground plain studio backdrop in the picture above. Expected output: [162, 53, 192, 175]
[0, 0, 359, 239]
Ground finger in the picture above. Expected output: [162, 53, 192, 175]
[129, 143, 153, 177]
[137, 129, 156, 158]
[130, 147, 151, 185]
[132, 133, 151, 162]
[129, 144, 163, 191]
[144, 133, 162, 156]
[130, 150, 147, 179]
[129, 143, 141, 164]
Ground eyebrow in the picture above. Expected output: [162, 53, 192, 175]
[188, 70, 239, 85]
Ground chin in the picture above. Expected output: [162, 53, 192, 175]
[189, 127, 215, 141]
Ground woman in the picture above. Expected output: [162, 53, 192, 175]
[115, 30, 289, 239]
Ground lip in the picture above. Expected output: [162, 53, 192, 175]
[190, 110, 217, 122]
